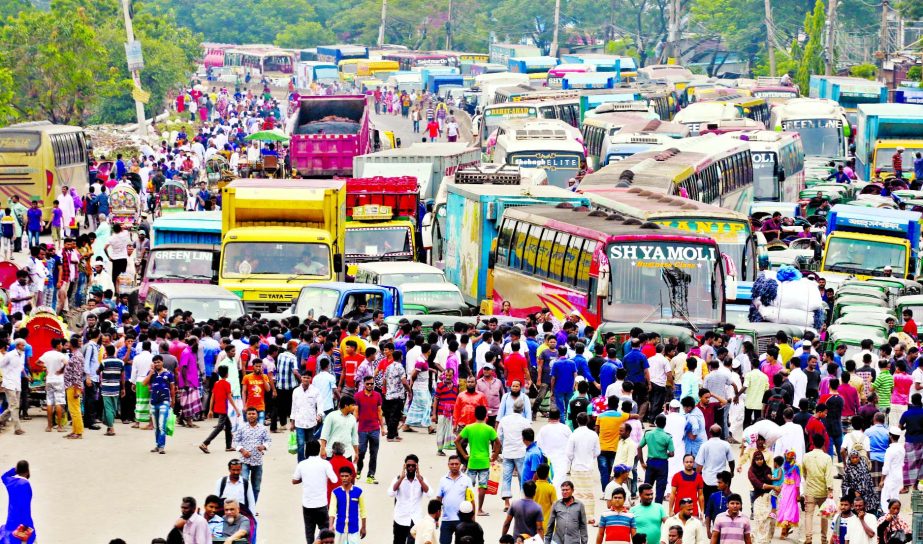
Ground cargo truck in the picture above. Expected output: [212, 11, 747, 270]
[353, 143, 480, 201]
[344, 176, 420, 276]
[315, 44, 369, 65]
[488, 43, 541, 67]
[219, 179, 346, 313]
[854, 103, 923, 180]
[808, 76, 887, 124]
[821, 204, 922, 283]
[287, 95, 371, 177]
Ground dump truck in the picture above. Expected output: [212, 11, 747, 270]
[219, 179, 346, 313]
[287, 95, 371, 177]
[344, 176, 421, 277]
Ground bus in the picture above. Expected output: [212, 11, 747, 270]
[769, 98, 850, 158]
[337, 59, 364, 81]
[585, 120, 690, 168]
[294, 61, 339, 89]
[490, 203, 726, 328]
[386, 72, 424, 93]
[581, 113, 673, 169]
[547, 64, 592, 89]
[562, 74, 617, 90]
[478, 98, 580, 150]
[725, 131, 805, 203]
[224, 46, 294, 76]
[562, 54, 637, 79]
[673, 101, 746, 135]
[750, 85, 800, 105]
[489, 43, 542, 66]
[637, 64, 694, 90]
[316, 44, 369, 65]
[468, 63, 508, 76]
[492, 119, 586, 187]
[732, 97, 772, 128]
[580, 186, 758, 282]
[382, 53, 458, 71]
[697, 118, 766, 135]
[493, 86, 562, 104]
[0, 122, 89, 218]
[580, 135, 755, 213]
[508, 56, 559, 81]
[356, 60, 400, 79]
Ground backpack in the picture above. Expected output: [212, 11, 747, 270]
[765, 389, 787, 424]
[219, 475, 250, 510]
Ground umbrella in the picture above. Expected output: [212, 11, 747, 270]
[244, 129, 289, 143]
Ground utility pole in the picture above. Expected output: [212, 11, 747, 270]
[879, 0, 889, 68]
[825, 0, 837, 74]
[445, 0, 453, 50]
[764, 0, 776, 76]
[549, 0, 561, 58]
[121, 0, 147, 135]
[667, 0, 679, 62]
[378, 0, 388, 47]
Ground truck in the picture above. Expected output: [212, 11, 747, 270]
[808, 76, 887, 124]
[315, 44, 368, 65]
[488, 43, 541, 67]
[854, 103, 923, 180]
[219, 179, 346, 313]
[344, 176, 420, 276]
[428, 75, 465, 96]
[894, 87, 923, 105]
[287, 95, 371, 178]
[821, 204, 922, 283]
[353, 143, 481, 201]
[136, 211, 223, 304]
[284, 282, 403, 321]
[442, 182, 590, 306]
[507, 56, 559, 81]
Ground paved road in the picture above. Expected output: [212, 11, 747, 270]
[371, 107, 474, 151]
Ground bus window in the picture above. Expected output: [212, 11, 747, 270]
[535, 227, 556, 278]
[510, 221, 530, 270]
[575, 237, 592, 290]
[522, 225, 540, 274]
[547, 232, 567, 282]
[539, 106, 556, 119]
[563, 235, 583, 286]
[561, 104, 578, 127]
[497, 218, 515, 266]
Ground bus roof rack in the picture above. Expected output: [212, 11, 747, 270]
[454, 165, 522, 185]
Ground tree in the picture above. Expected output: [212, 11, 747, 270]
[275, 22, 336, 49]
[0, 64, 15, 126]
[849, 63, 877, 80]
[794, 0, 824, 94]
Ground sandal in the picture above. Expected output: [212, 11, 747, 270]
[45, 427, 52, 432]
[66, 434, 82, 439]
[105, 430, 116, 436]
[199, 444, 211, 454]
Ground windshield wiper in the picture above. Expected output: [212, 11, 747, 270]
[286, 274, 320, 283]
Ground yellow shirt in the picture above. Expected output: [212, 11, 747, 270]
[802, 448, 835, 499]
[534, 479, 557, 522]
[778, 343, 795, 367]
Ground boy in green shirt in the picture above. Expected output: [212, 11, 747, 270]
[636, 413, 674, 502]
[456, 405, 500, 514]
[872, 359, 893, 410]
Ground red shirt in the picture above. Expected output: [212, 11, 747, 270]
[504, 352, 529, 386]
[453, 391, 488, 427]
[427, 121, 439, 138]
[806, 415, 830, 452]
[904, 318, 918, 339]
[327, 455, 355, 500]
[342, 354, 364, 388]
[355, 390, 383, 433]
[670, 471, 704, 515]
[641, 344, 656, 358]
[211, 379, 231, 414]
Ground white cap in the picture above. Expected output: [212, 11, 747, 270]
[889, 425, 903, 436]
[669, 400, 681, 409]
[459, 501, 474, 514]
[731, 357, 741, 369]
[884, 265, 893, 271]
[570, 310, 581, 317]
[803, 340, 812, 346]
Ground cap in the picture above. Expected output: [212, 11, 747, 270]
[570, 310, 581, 317]
[138, 231, 147, 237]
[482, 363, 495, 371]
[669, 399, 681, 409]
[884, 265, 893, 271]
[679, 497, 694, 505]
[613, 464, 631, 475]
[458, 501, 474, 514]
[732, 357, 741, 369]
[802, 340, 812, 346]
[889, 425, 903, 436]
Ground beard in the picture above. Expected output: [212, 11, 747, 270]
[511, 390, 520, 397]
[466, 386, 476, 393]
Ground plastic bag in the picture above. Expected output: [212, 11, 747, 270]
[486, 461, 501, 495]
[819, 497, 837, 517]
[166, 411, 176, 437]
[288, 431, 298, 455]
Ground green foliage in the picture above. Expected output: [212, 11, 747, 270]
[794, 0, 824, 94]
[897, 0, 923, 19]
[275, 22, 336, 49]
[908, 66, 922, 82]
[605, 39, 638, 59]
[849, 63, 877, 80]
[0, 0, 31, 23]
[0, 64, 16, 125]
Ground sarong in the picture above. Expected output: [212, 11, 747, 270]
[405, 384, 432, 427]
[570, 468, 598, 519]
[134, 382, 151, 422]
[180, 387, 203, 420]
[904, 441, 923, 488]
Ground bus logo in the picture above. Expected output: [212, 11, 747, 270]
[781, 119, 842, 130]
[511, 153, 580, 170]
[609, 244, 716, 262]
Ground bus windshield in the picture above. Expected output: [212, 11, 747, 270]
[605, 241, 723, 325]
[650, 218, 753, 280]
[222, 242, 330, 277]
[781, 119, 844, 157]
[346, 226, 413, 259]
[751, 151, 779, 201]
[314, 67, 338, 80]
[148, 249, 214, 280]
[824, 238, 906, 277]
[482, 106, 538, 146]
[507, 151, 582, 187]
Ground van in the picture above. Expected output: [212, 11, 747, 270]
[353, 262, 447, 287]
[400, 282, 470, 316]
[145, 284, 246, 322]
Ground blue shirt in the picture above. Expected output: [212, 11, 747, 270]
[684, 408, 706, 457]
[96, 193, 110, 215]
[550, 357, 577, 394]
[599, 361, 619, 395]
[572, 354, 594, 383]
[866, 423, 890, 462]
[914, 156, 923, 179]
[115, 159, 127, 179]
[526, 338, 539, 367]
[150, 370, 175, 404]
[704, 489, 731, 522]
[623, 348, 649, 384]
[522, 442, 544, 481]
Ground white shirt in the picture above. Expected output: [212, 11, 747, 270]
[313, 371, 337, 412]
[537, 421, 572, 461]
[497, 413, 532, 459]
[664, 514, 709, 544]
[130, 350, 153, 383]
[107, 231, 131, 260]
[841, 429, 870, 454]
[605, 381, 626, 400]
[882, 442, 905, 482]
[9, 282, 32, 314]
[565, 426, 601, 472]
[291, 384, 320, 429]
[788, 367, 808, 406]
[26, 256, 47, 294]
[0, 349, 25, 391]
[292, 456, 338, 508]
[648, 354, 670, 387]
[772, 421, 806, 463]
[475, 342, 492, 370]
[39, 350, 68, 386]
[912, 367, 923, 392]
[845, 513, 878, 544]
[215, 476, 256, 511]
[388, 475, 428, 526]
[406, 346, 422, 374]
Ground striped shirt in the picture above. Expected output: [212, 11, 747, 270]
[100, 358, 124, 397]
[872, 371, 894, 409]
[597, 508, 635, 543]
[275, 351, 298, 390]
[435, 381, 458, 417]
[712, 511, 750, 544]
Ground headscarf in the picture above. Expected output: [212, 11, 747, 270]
[843, 446, 880, 514]
[749, 450, 772, 482]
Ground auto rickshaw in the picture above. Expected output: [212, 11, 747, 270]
[205, 155, 235, 191]
[590, 322, 696, 359]
[832, 314, 890, 337]
[896, 294, 923, 325]
[830, 294, 890, 323]
[22, 309, 67, 409]
[732, 321, 814, 355]
[866, 277, 922, 299]
[109, 184, 142, 230]
[824, 324, 887, 360]
[156, 179, 189, 216]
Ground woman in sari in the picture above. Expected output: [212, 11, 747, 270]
[403, 343, 435, 432]
[777, 450, 801, 539]
[749, 450, 780, 544]
[176, 337, 203, 428]
[843, 445, 881, 515]
[877, 499, 909, 544]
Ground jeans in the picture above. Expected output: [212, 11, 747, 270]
[439, 520, 459, 544]
[152, 402, 170, 448]
[598, 451, 616, 491]
[295, 426, 316, 463]
[501, 456, 525, 499]
[830, 434, 843, 462]
[358, 429, 380, 477]
[242, 463, 263, 501]
[644, 458, 669, 502]
[302, 505, 328, 543]
[553, 391, 569, 417]
[203, 413, 233, 449]
[383, 398, 404, 439]
[26, 229, 39, 248]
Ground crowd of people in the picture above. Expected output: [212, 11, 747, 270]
[2, 297, 922, 543]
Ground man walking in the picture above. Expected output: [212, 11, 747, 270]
[638, 414, 675, 502]
[456, 405, 500, 516]
[802, 433, 835, 544]
[544, 480, 588, 544]
[293, 441, 338, 543]
[200, 365, 241, 454]
[0, 339, 25, 435]
[709, 494, 750, 544]
[498, 399, 531, 511]
[436, 455, 474, 544]
[355, 375, 384, 484]
[695, 425, 734, 502]
[143, 354, 175, 454]
[233, 406, 271, 502]
[274, 339, 300, 430]
[389, 454, 430, 544]
[567, 412, 602, 525]
[290, 372, 321, 463]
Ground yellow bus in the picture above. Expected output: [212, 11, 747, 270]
[0, 121, 89, 217]
[356, 60, 400, 79]
[338, 59, 364, 81]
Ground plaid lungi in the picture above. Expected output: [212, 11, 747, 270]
[570, 468, 599, 519]
[870, 459, 883, 486]
[904, 441, 923, 487]
[134, 382, 151, 422]
[180, 387, 204, 420]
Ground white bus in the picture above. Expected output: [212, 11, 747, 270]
[725, 131, 806, 203]
[294, 61, 339, 89]
[493, 119, 586, 188]
[581, 114, 686, 169]
[769, 98, 849, 158]
[478, 97, 580, 151]
[673, 101, 747, 135]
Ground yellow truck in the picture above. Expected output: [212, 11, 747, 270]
[220, 179, 346, 313]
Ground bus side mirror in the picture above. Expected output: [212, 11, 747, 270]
[211, 252, 221, 281]
[334, 254, 343, 273]
[598, 269, 611, 301]
[777, 169, 786, 182]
